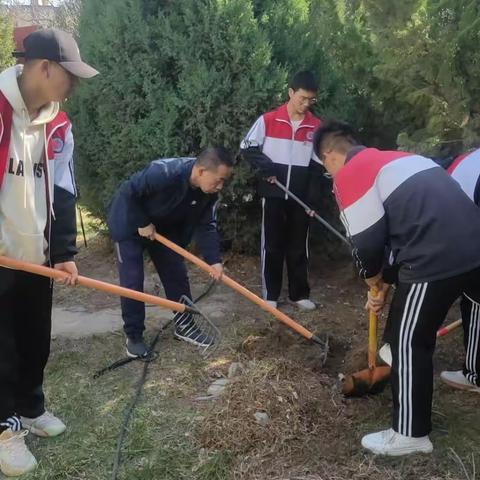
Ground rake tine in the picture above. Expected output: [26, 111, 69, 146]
[178, 295, 221, 358]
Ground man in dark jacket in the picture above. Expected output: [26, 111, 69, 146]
[313, 121, 480, 456]
[240, 71, 322, 311]
[107, 147, 233, 358]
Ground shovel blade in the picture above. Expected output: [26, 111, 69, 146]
[341, 365, 391, 397]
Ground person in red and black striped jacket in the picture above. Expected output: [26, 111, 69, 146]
[437, 149, 480, 393]
[447, 148, 480, 204]
[313, 121, 480, 457]
[240, 71, 323, 311]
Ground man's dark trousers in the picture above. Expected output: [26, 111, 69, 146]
[115, 234, 192, 338]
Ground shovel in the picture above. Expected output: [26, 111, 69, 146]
[341, 288, 391, 396]
[341, 291, 463, 395]
[0, 255, 220, 357]
[153, 233, 329, 363]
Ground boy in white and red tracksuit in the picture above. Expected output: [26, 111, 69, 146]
[240, 71, 322, 310]
[438, 149, 480, 391]
[313, 121, 480, 456]
[0, 29, 98, 476]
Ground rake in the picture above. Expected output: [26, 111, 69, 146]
[153, 233, 329, 365]
[0, 255, 220, 357]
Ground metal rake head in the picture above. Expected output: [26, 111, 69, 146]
[173, 295, 221, 357]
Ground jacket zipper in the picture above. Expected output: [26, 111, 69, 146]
[274, 118, 316, 199]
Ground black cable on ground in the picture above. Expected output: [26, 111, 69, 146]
[108, 279, 217, 480]
[111, 321, 170, 479]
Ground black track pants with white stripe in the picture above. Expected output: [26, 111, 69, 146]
[261, 197, 310, 302]
[388, 266, 480, 437]
[460, 295, 480, 386]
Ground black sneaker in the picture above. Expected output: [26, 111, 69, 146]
[126, 336, 148, 358]
[174, 314, 214, 348]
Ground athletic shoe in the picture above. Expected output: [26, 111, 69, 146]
[126, 335, 149, 358]
[0, 429, 37, 476]
[440, 370, 480, 393]
[21, 411, 66, 438]
[379, 343, 392, 366]
[361, 428, 433, 456]
[290, 298, 316, 311]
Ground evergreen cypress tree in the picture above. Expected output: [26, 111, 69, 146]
[345, 0, 480, 156]
[70, 0, 285, 250]
[0, 14, 14, 72]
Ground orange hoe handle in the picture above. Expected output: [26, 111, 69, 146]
[0, 255, 190, 314]
[368, 288, 378, 370]
[154, 233, 323, 344]
[437, 319, 462, 337]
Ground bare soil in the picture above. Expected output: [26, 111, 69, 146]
[46, 236, 478, 480]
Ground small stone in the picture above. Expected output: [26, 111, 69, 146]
[194, 395, 217, 401]
[254, 411, 269, 427]
[207, 378, 229, 396]
[209, 310, 224, 320]
[227, 362, 244, 378]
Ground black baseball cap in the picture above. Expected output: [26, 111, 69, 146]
[13, 28, 99, 79]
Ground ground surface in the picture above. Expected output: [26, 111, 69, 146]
[9, 230, 480, 480]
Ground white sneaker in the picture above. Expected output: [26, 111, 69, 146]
[440, 370, 480, 393]
[361, 428, 433, 456]
[264, 300, 278, 309]
[0, 429, 37, 477]
[292, 299, 316, 311]
[21, 411, 66, 438]
[379, 343, 392, 366]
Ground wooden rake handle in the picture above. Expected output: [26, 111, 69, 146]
[154, 233, 322, 343]
[0, 255, 189, 314]
[437, 319, 462, 337]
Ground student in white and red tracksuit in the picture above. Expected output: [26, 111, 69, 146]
[438, 149, 480, 392]
[313, 121, 480, 457]
[0, 29, 98, 477]
[240, 71, 322, 311]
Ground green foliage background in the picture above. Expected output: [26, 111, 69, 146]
[0, 13, 14, 72]
[69, 0, 480, 251]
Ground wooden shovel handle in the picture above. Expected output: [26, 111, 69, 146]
[154, 233, 318, 341]
[368, 288, 378, 370]
[437, 319, 462, 337]
[0, 255, 187, 313]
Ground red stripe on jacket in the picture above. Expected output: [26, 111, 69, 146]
[334, 148, 411, 209]
[447, 152, 470, 174]
[263, 103, 321, 141]
[0, 92, 13, 188]
[0, 91, 69, 189]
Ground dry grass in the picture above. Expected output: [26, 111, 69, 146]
[197, 356, 353, 478]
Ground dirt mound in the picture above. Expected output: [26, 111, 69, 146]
[196, 358, 349, 477]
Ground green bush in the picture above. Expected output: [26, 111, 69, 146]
[323, 0, 480, 157]
[73, 0, 480, 252]
[71, 0, 354, 252]
[0, 14, 14, 72]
